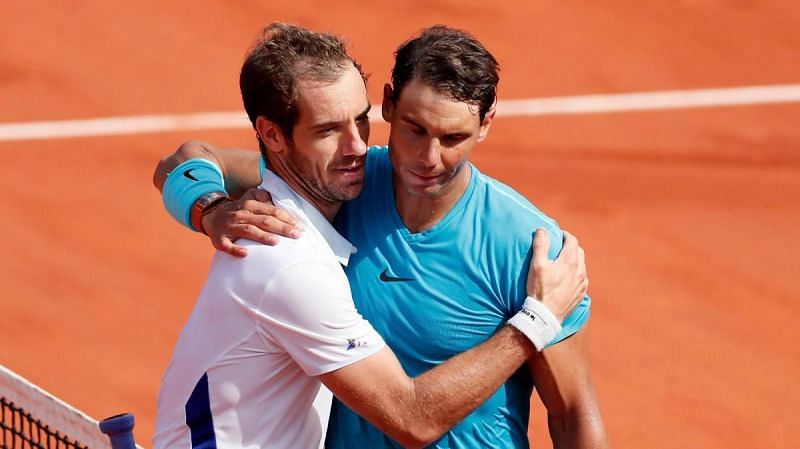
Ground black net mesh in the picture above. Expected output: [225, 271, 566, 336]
[1, 397, 89, 449]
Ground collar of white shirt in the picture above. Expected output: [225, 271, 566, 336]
[258, 168, 356, 267]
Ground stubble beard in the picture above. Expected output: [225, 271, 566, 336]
[288, 148, 361, 206]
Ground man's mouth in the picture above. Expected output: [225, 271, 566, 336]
[333, 163, 364, 176]
[409, 170, 442, 181]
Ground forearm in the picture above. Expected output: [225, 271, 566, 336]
[531, 328, 609, 449]
[326, 327, 534, 448]
[548, 408, 610, 449]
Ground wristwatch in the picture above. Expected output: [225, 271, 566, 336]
[190, 191, 231, 235]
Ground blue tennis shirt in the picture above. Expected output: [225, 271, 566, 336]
[327, 146, 591, 448]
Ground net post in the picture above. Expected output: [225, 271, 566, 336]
[99, 413, 137, 449]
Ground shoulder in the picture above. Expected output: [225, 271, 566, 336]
[210, 238, 351, 315]
[210, 237, 329, 291]
[471, 169, 563, 253]
[365, 145, 390, 172]
[345, 146, 391, 216]
[260, 256, 352, 317]
[366, 144, 388, 158]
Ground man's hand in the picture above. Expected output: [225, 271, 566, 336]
[527, 228, 588, 322]
[201, 188, 304, 257]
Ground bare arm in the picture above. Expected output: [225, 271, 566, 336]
[321, 327, 533, 448]
[153, 140, 301, 255]
[152, 139, 261, 197]
[530, 328, 610, 449]
[319, 230, 588, 448]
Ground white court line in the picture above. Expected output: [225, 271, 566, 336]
[1, 84, 799, 142]
[496, 84, 800, 116]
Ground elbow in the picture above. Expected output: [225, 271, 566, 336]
[173, 139, 216, 167]
[153, 154, 171, 192]
[395, 426, 440, 449]
[362, 379, 449, 448]
[390, 417, 447, 449]
[175, 139, 211, 157]
[548, 407, 609, 448]
[153, 152, 172, 190]
[391, 384, 451, 448]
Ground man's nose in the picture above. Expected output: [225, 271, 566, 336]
[341, 121, 367, 157]
[417, 139, 441, 167]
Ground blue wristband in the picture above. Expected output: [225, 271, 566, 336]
[162, 158, 227, 231]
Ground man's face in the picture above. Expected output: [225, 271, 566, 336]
[383, 78, 492, 199]
[285, 64, 371, 204]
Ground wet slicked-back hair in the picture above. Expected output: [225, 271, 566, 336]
[391, 25, 499, 121]
[239, 23, 366, 147]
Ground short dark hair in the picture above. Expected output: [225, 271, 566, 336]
[391, 25, 499, 121]
[239, 23, 366, 148]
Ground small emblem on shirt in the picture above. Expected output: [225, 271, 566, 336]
[347, 338, 367, 351]
[379, 268, 414, 283]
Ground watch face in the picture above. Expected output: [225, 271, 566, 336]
[198, 193, 221, 207]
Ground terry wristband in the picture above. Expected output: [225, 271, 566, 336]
[162, 158, 228, 231]
[507, 296, 562, 351]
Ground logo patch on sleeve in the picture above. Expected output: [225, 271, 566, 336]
[346, 338, 367, 350]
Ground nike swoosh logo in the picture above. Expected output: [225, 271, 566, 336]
[379, 268, 414, 283]
[183, 169, 199, 181]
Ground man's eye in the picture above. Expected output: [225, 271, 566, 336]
[443, 135, 466, 145]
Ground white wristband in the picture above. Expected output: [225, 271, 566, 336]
[507, 296, 562, 351]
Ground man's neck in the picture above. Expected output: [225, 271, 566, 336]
[267, 156, 341, 223]
[393, 164, 472, 233]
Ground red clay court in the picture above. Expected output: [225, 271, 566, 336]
[1, 1, 798, 448]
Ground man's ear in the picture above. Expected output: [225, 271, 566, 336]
[382, 83, 395, 123]
[477, 107, 496, 142]
[255, 116, 288, 153]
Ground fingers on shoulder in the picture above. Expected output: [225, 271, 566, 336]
[216, 237, 249, 257]
[532, 227, 552, 268]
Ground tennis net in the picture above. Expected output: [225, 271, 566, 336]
[0, 364, 115, 449]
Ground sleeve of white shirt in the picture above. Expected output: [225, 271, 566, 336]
[238, 254, 385, 376]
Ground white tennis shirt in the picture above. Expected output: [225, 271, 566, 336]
[153, 169, 385, 449]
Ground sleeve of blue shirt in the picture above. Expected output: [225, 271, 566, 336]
[521, 222, 591, 347]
